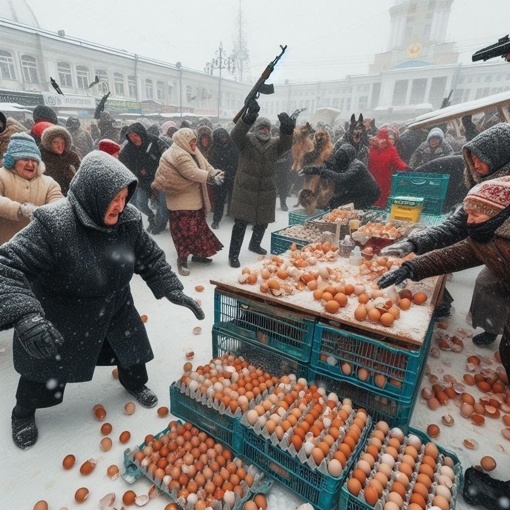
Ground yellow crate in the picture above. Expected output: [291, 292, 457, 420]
[389, 196, 423, 223]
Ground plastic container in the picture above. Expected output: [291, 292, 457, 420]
[349, 246, 362, 266]
[338, 234, 355, 257]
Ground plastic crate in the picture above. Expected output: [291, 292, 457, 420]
[339, 426, 463, 510]
[308, 370, 420, 431]
[310, 321, 433, 401]
[169, 382, 238, 451]
[390, 172, 450, 216]
[270, 228, 309, 254]
[122, 424, 273, 509]
[233, 416, 371, 510]
[213, 289, 316, 363]
[212, 326, 310, 380]
[289, 208, 326, 225]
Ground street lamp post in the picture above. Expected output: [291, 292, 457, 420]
[205, 42, 235, 121]
[176, 61, 183, 118]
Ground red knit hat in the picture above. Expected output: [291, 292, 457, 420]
[31, 121, 53, 140]
[376, 128, 390, 141]
[464, 176, 510, 217]
[98, 138, 121, 156]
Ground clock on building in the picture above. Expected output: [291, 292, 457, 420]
[406, 42, 423, 59]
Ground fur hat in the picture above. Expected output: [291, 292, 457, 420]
[254, 117, 271, 130]
[464, 176, 510, 217]
[33, 104, 58, 125]
[427, 127, 444, 142]
[3, 132, 42, 169]
[98, 138, 121, 156]
[41, 125, 73, 152]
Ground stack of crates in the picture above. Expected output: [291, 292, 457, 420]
[389, 172, 450, 216]
[288, 208, 326, 225]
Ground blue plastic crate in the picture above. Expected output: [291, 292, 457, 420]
[169, 382, 238, 451]
[308, 370, 420, 431]
[391, 172, 450, 199]
[233, 416, 371, 510]
[310, 321, 433, 401]
[289, 208, 326, 225]
[212, 326, 310, 380]
[270, 228, 309, 254]
[213, 289, 316, 363]
[339, 426, 463, 510]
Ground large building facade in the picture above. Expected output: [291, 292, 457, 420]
[1, 0, 509, 125]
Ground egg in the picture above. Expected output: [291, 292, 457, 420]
[325, 300, 340, 314]
[328, 459, 343, 477]
[380, 453, 395, 468]
[100, 437, 113, 451]
[380, 312, 395, 327]
[354, 306, 368, 322]
[435, 484, 452, 501]
[62, 454, 76, 470]
[398, 298, 411, 310]
[246, 409, 259, 426]
[157, 406, 169, 417]
[33, 501, 49, 510]
[100, 422, 113, 435]
[481, 456, 497, 472]
[253, 494, 267, 509]
[424, 442, 439, 459]
[439, 465, 456, 481]
[123, 490, 137, 505]
[356, 459, 372, 475]
[387, 492, 404, 508]
[368, 308, 381, 323]
[413, 292, 428, 305]
[75, 487, 89, 503]
[80, 459, 96, 475]
[432, 495, 450, 510]
[364, 486, 379, 506]
[311, 447, 325, 465]
[409, 493, 427, 509]
[384, 502, 400, 510]
[347, 477, 362, 496]
[351, 468, 367, 485]
[119, 430, 131, 444]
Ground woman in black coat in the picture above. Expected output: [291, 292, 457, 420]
[0, 151, 204, 449]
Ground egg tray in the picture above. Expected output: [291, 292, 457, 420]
[270, 227, 317, 255]
[289, 208, 327, 226]
[339, 426, 463, 510]
[122, 425, 273, 510]
[308, 371, 420, 431]
[310, 320, 433, 402]
[213, 288, 316, 363]
[232, 411, 372, 510]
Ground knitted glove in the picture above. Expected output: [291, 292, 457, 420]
[377, 264, 414, 289]
[208, 170, 225, 186]
[242, 99, 260, 125]
[166, 291, 205, 320]
[277, 112, 296, 135]
[18, 203, 38, 220]
[380, 241, 416, 257]
[15, 314, 64, 359]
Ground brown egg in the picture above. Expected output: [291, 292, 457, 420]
[409, 492, 427, 509]
[347, 478, 362, 496]
[412, 292, 428, 305]
[62, 454, 76, 470]
[481, 456, 497, 471]
[380, 312, 395, 327]
[412, 481, 430, 500]
[390, 481, 407, 500]
[354, 306, 368, 322]
[124, 401, 136, 415]
[107, 465, 120, 480]
[351, 468, 367, 485]
[426, 424, 440, 438]
[100, 437, 113, 452]
[33, 501, 49, 510]
[398, 298, 411, 310]
[119, 430, 131, 444]
[100, 422, 113, 435]
[364, 486, 380, 506]
[74, 487, 89, 503]
[432, 495, 450, 510]
[157, 406, 169, 417]
[123, 490, 137, 505]
[368, 308, 381, 323]
[79, 459, 96, 475]
[398, 461, 414, 479]
[358, 293, 370, 304]
[418, 463, 435, 479]
[325, 300, 341, 314]
[369, 478, 384, 497]
[424, 442, 439, 459]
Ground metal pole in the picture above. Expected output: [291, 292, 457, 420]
[217, 43, 223, 121]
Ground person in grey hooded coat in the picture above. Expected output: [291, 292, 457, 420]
[0, 151, 204, 450]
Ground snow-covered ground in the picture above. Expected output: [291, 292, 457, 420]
[1, 206, 508, 509]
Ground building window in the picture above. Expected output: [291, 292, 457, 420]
[76, 66, 90, 89]
[128, 75, 136, 97]
[95, 69, 109, 94]
[57, 62, 72, 87]
[145, 79, 153, 99]
[358, 96, 368, 109]
[157, 81, 164, 101]
[0, 50, 16, 80]
[21, 55, 39, 83]
[186, 85, 192, 102]
[392, 80, 409, 106]
[410, 78, 427, 104]
[429, 76, 448, 108]
[114, 72, 124, 96]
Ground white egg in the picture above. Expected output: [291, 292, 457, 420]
[380, 453, 395, 468]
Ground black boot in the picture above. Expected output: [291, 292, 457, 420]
[127, 385, 158, 408]
[249, 224, 268, 255]
[473, 331, 498, 346]
[11, 405, 38, 450]
[177, 257, 190, 276]
[229, 220, 246, 268]
[463, 467, 510, 510]
[191, 255, 213, 264]
[280, 198, 289, 212]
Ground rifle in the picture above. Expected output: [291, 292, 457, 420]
[233, 45, 287, 124]
[94, 92, 111, 120]
[472, 34, 510, 62]
[290, 107, 306, 121]
[440, 90, 453, 109]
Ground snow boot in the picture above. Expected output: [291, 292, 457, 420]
[177, 257, 190, 276]
[280, 198, 289, 212]
[473, 331, 498, 346]
[248, 224, 268, 255]
[211, 222, 219, 229]
[463, 467, 510, 510]
[191, 256, 213, 264]
[11, 407, 38, 450]
[127, 385, 158, 408]
[229, 256, 240, 268]
[229, 220, 246, 268]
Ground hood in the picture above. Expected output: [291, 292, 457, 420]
[161, 120, 178, 136]
[0, 111, 6, 133]
[98, 111, 116, 132]
[125, 122, 149, 145]
[427, 127, 444, 142]
[68, 150, 137, 229]
[66, 116, 81, 131]
[335, 143, 356, 166]
[212, 127, 231, 144]
[41, 125, 73, 152]
[197, 125, 213, 141]
[463, 123, 510, 187]
[33, 104, 58, 125]
[172, 128, 196, 154]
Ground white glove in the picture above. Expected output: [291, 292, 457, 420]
[209, 170, 225, 186]
[18, 203, 38, 220]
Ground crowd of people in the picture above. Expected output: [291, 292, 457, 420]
[1, 99, 510, 477]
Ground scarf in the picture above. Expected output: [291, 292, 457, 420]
[467, 206, 510, 243]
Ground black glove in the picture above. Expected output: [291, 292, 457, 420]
[380, 240, 416, 257]
[377, 264, 414, 289]
[167, 291, 205, 320]
[277, 112, 296, 135]
[302, 166, 322, 176]
[15, 314, 64, 359]
[242, 99, 260, 125]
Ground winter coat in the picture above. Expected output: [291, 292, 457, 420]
[152, 131, 215, 212]
[0, 164, 63, 244]
[68, 126, 94, 159]
[208, 128, 239, 184]
[321, 144, 381, 210]
[119, 123, 169, 193]
[197, 125, 214, 161]
[409, 139, 454, 169]
[397, 129, 428, 164]
[229, 118, 293, 225]
[96, 111, 120, 144]
[368, 144, 408, 208]
[0, 116, 27, 167]
[0, 151, 183, 384]
[413, 155, 468, 212]
[40, 126, 81, 196]
[408, 124, 510, 253]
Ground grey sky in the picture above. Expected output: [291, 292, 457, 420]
[29, 0, 510, 83]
